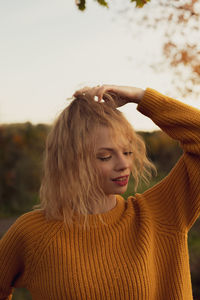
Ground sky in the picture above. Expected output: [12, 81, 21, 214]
[0, 0, 199, 131]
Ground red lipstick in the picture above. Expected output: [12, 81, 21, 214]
[111, 175, 129, 186]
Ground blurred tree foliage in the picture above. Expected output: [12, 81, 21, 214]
[138, 0, 200, 99]
[78, 0, 200, 99]
[0, 123, 50, 216]
[0, 122, 182, 216]
[112, 0, 200, 99]
[75, 0, 150, 11]
[139, 130, 182, 173]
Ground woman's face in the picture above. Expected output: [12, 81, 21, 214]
[94, 126, 133, 198]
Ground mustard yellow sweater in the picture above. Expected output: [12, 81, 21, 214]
[0, 89, 200, 300]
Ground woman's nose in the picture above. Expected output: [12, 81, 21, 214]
[114, 155, 130, 171]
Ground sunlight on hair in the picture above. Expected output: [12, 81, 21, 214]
[36, 92, 156, 229]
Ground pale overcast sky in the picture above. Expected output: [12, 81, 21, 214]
[0, 0, 199, 130]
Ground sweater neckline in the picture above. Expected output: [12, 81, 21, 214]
[72, 195, 126, 228]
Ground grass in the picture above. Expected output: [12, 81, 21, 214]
[12, 288, 32, 300]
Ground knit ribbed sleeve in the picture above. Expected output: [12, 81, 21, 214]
[137, 88, 200, 231]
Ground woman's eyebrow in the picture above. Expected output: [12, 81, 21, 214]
[97, 147, 114, 151]
[97, 146, 129, 152]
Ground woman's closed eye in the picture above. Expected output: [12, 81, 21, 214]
[124, 151, 133, 156]
[97, 156, 111, 161]
[97, 152, 133, 161]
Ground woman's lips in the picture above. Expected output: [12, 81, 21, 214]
[112, 175, 129, 186]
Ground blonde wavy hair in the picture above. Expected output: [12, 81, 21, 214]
[37, 92, 155, 229]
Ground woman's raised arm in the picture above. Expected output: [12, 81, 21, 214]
[137, 88, 200, 231]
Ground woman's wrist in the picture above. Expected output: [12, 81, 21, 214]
[137, 89, 145, 103]
[130, 88, 145, 104]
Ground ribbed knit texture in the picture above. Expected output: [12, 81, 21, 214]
[0, 88, 200, 300]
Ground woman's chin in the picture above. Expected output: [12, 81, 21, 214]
[113, 185, 128, 194]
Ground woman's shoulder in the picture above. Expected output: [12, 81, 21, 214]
[15, 209, 63, 231]
[1, 211, 47, 249]
[14, 209, 47, 228]
[5, 210, 64, 247]
[7, 209, 60, 238]
[1, 210, 45, 240]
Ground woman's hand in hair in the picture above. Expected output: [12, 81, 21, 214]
[73, 85, 145, 108]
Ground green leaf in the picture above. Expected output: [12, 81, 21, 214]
[96, 0, 109, 7]
[130, 0, 150, 8]
[76, 0, 151, 11]
[76, 0, 86, 11]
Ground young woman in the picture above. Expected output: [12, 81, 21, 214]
[0, 85, 199, 300]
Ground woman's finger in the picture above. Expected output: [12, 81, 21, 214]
[95, 85, 115, 102]
[95, 86, 106, 102]
[73, 84, 114, 103]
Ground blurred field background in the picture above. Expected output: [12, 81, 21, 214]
[0, 122, 199, 299]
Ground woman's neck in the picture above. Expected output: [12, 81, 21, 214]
[89, 195, 117, 215]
